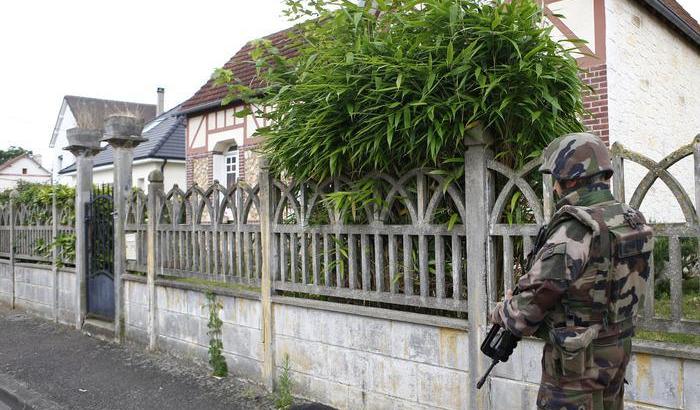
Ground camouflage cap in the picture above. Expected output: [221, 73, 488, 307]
[539, 132, 613, 181]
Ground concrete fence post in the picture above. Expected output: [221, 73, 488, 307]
[611, 142, 626, 203]
[52, 185, 59, 322]
[147, 170, 163, 350]
[258, 158, 275, 390]
[694, 134, 700, 223]
[463, 126, 493, 410]
[694, 135, 700, 261]
[65, 129, 102, 329]
[103, 115, 146, 342]
[9, 190, 18, 309]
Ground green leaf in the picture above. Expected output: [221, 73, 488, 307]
[396, 73, 403, 89]
[447, 213, 459, 231]
[446, 41, 454, 66]
[346, 52, 354, 64]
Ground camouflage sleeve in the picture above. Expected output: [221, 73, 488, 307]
[498, 220, 592, 337]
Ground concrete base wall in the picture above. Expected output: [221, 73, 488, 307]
[0, 259, 75, 325]
[82, 277, 700, 410]
[273, 301, 469, 410]
[489, 338, 700, 410]
[3, 269, 699, 410]
[124, 279, 264, 382]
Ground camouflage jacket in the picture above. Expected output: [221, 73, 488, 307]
[495, 184, 653, 340]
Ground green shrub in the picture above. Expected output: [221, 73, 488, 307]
[216, 0, 587, 182]
[0, 181, 75, 225]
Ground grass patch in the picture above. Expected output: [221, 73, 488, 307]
[160, 275, 260, 294]
[653, 294, 700, 321]
[633, 294, 700, 347]
[634, 329, 700, 347]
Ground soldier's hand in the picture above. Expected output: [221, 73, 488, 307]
[490, 302, 504, 325]
[490, 289, 513, 325]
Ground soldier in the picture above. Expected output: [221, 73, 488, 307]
[490, 133, 654, 410]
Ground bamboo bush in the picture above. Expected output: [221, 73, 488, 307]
[215, 0, 588, 184]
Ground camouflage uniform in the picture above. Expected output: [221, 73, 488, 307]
[492, 133, 654, 410]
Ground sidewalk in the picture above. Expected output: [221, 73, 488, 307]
[0, 305, 275, 410]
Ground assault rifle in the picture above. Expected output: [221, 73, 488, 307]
[476, 224, 548, 389]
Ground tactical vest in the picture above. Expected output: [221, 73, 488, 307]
[545, 200, 653, 337]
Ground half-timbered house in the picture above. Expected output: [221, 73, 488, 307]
[181, 0, 699, 220]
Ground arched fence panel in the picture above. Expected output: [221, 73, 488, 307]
[268, 169, 469, 313]
[126, 181, 262, 286]
[120, 136, 699, 331]
[0, 195, 75, 265]
[611, 139, 700, 335]
[485, 136, 700, 336]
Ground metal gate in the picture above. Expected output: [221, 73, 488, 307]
[86, 185, 115, 321]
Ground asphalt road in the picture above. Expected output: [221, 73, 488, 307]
[0, 305, 275, 410]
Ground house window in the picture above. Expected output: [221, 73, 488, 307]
[22, 168, 27, 175]
[225, 145, 239, 189]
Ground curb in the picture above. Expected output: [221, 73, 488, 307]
[0, 372, 63, 410]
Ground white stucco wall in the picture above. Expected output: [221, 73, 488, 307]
[606, 0, 700, 223]
[50, 104, 77, 185]
[0, 156, 51, 190]
[63, 160, 185, 189]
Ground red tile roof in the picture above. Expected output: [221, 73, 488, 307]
[181, 27, 298, 113]
[182, 3, 698, 114]
[659, 0, 700, 34]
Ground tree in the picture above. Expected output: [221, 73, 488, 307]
[0, 146, 31, 166]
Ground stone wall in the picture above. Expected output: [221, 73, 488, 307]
[489, 338, 700, 410]
[124, 278, 264, 382]
[119, 278, 700, 410]
[606, 0, 700, 222]
[273, 300, 469, 410]
[4, 269, 699, 410]
[0, 260, 75, 325]
[186, 152, 214, 188]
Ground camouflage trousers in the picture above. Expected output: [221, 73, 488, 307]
[536, 336, 632, 410]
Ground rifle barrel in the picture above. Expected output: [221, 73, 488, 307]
[476, 359, 499, 389]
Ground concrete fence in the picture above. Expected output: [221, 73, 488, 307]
[1, 128, 699, 409]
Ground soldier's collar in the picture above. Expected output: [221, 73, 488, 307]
[556, 183, 614, 208]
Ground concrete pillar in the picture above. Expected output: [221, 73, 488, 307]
[463, 126, 493, 410]
[52, 185, 59, 322]
[146, 170, 163, 350]
[8, 190, 18, 309]
[694, 134, 700, 223]
[258, 158, 275, 390]
[64, 128, 103, 329]
[102, 115, 146, 341]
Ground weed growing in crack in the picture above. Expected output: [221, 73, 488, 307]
[275, 354, 293, 409]
[205, 292, 228, 377]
